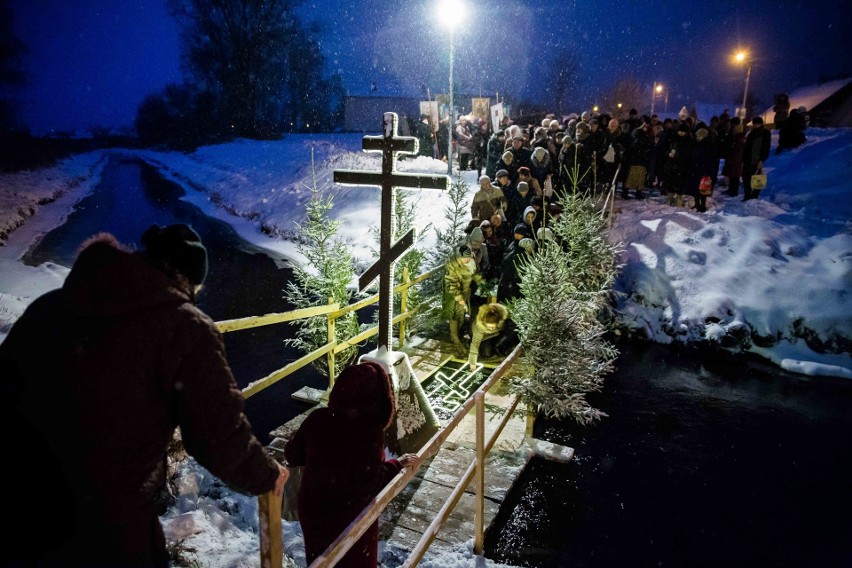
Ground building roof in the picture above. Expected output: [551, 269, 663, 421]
[761, 78, 852, 123]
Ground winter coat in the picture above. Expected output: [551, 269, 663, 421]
[467, 227, 490, 275]
[509, 145, 532, 170]
[689, 137, 717, 197]
[0, 235, 279, 567]
[470, 184, 507, 221]
[530, 147, 552, 189]
[486, 135, 506, 178]
[416, 120, 435, 157]
[662, 133, 694, 193]
[497, 247, 527, 303]
[442, 255, 476, 320]
[505, 188, 533, 227]
[468, 303, 509, 366]
[455, 122, 473, 155]
[285, 362, 401, 568]
[743, 126, 771, 168]
[627, 126, 651, 167]
[777, 109, 807, 151]
[723, 129, 746, 177]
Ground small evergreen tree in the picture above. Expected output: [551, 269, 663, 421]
[283, 151, 359, 377]
[417, 172, 471, 335]
[507, 188, 622, 424]
[368, 189, 432, 341]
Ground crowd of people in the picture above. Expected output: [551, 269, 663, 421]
[437, 98, 809, 361]
[418, 99, 809, 213]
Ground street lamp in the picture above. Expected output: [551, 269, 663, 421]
[651, 82, 663, 114]
[734, 50, 752, 119]
[438, 0, 464, 176]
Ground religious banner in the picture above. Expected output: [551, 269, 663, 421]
[471, 97, 490, 123]
[490, 102, 504, 132]
[434, 93, 450, 120]
[419, 100, 439, 126]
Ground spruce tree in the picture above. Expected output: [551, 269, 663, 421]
[418, 172, 471, 335]
[283, 153, 359, 377]
[507, 189, 622, 424]
[368, 189, 431, 342]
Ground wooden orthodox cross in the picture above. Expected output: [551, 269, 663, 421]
[334, 112, 449, 350]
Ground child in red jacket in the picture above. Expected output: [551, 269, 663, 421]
[285, 362, 418, 567]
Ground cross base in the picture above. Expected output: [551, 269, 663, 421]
[359, 347, 440, 455]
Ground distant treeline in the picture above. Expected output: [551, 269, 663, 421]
[0, 132, 142, 173]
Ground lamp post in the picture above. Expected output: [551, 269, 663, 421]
[735, 51, 752, 119]
[438, 0, 464, 176]
[650, 82, 663, 114]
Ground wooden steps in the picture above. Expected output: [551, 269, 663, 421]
[269, 336, 571, 558]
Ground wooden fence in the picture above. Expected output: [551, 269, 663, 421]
[213, 266, 526, 567]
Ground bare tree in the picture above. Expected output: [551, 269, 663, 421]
[543, 45, 581, 116]
[601, 78, 643, 120]
[170, 0, 331, 137]
[0, 0, 28, 133]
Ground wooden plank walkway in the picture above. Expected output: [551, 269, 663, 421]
[267, 335, 557, 559]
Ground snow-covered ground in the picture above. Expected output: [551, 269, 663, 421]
[0, 127, 850, 566]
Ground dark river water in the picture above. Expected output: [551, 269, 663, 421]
[485, 341, 852, 567]
[25, 158, 852, 566]
[26, 157, 325, 445]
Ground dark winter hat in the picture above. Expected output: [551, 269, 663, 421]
[495, 169, 509, 179]
[140, 224, 208, 286]
[531, 195, 544, 207]
[518, 166, 531, 176]
[513, 223, 532, 238]
[678, 122, 691, 133]
[752, 116, 764, 125]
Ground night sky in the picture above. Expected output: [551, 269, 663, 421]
[9, 0, 852, 134]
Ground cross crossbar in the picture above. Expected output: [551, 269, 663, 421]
[333, 112, 449, 350]
[359, 228, 416, 291]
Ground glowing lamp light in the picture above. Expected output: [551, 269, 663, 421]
[617, 103, 623, 109]
[592, 105, 599, 112]
[655, 84, 663, 93]
[437, 0, 465, 28]
[735, 51, 747, 63]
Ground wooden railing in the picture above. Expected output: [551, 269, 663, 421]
[215, 267, 435, 398]
[215, 268, 525, 568]
[306, 344, 524, 568]
[213, 267, 436, 568]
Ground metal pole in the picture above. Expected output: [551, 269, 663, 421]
[742, 63, 751, 119]
[447, 29, 454, 176]
[650, 81, 656, 115]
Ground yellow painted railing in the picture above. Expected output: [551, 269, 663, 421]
[215, 267, 521, 568]
[214, 267, 436, 568]
[306, 344, 524, 568]
[214, 267, 436, 399]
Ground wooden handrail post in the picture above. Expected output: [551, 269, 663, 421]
[474, 391, 485, 555]
[258, 491, 283, 568]
[326, 296, 336, 396]
[399, 266, 410, 348]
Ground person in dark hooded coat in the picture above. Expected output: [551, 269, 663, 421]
[285, 362, 419, 568]
[0, 225, 288, 567]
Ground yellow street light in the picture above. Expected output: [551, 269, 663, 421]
[617, 103, 623, 109]
[733, 50, 752, 119]
[651, 82, 664, 114]
[592, 105, 599, 113]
